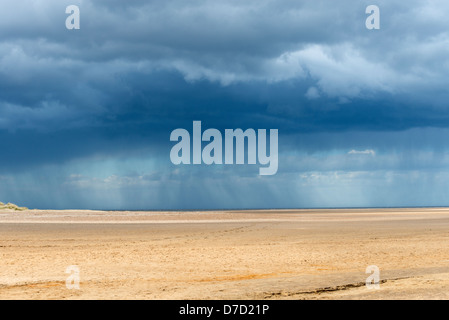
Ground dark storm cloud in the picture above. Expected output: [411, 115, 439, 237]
[1, 0, 448, 129]
[2, 0, 449, 208]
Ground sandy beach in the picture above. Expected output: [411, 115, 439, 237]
[0, 208, 448, 300]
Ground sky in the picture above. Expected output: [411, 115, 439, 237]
[2, 0, 449, 209]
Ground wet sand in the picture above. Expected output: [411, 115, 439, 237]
[0, 208, 448, 299]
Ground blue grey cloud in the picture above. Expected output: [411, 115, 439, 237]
[1, 0, 449, 209]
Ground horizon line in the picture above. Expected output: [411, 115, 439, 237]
[20, 205, 449, 212]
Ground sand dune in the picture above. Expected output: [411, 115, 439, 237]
[0, 208, 448, 299]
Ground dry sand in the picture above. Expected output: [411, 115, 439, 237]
[0, 208, 448, 300]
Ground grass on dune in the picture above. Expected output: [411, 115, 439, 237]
[0, 202, 28, 211]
